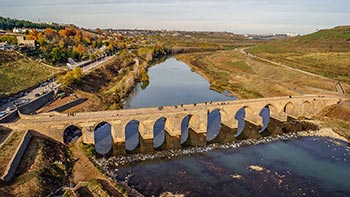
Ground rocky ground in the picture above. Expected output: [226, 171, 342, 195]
[317, 102, 350, 142]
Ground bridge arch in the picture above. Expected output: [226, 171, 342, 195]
[180, 114, 200, 145]
[206, 109, 222, 142]
[258, 105, 272, 133]
[125, 119, 143, 151]
[283, 102, 295, 115]
[94, 121, 113, 155]
[63, 125, 82, 144]
[303, 101, 313, 116]
[153, 117, 167, 148]
[234, 107, 246, 137]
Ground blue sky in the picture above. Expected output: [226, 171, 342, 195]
[0, 0, 349, 34]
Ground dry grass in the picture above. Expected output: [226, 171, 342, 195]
[176, 50, 340, 99]
[246, 26, 350, 84]
[317, 104, 350, 140]
[0, 127, 11, 144]
[0, 136, 74, 196]
[0, 131, 25, 176]
[0, 51, 60, 97]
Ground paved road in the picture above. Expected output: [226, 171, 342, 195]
[0, 81, 58, 112]
[82, 55, 115, 73]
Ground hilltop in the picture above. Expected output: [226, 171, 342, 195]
[0, 16, 64, 30]
[246, 26, 350, 83]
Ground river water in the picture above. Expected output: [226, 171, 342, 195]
[122, 58, 237, 149]
[123, 58, 236, 108]
[116, 137, 350, 196]
[95, 58, 350, 196]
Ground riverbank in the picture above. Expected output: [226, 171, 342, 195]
[94, 127, 347, 168]
[176, 50, 341, 99]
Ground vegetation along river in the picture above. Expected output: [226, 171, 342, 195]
[94, 58, 350, 196]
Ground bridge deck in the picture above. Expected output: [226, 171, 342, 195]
[16, 94, 342, 124]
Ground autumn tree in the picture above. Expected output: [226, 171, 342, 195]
[75, 44, 85, 59]
[74, 30, 83, 42]
[95, 28, 102, 35]
[57, 67, 84, 87]
[27, 29, 39, 40]
[44, 28, 57, 41]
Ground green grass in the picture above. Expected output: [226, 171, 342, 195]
[0, 51, 60, 98]
[80, 142, 95, 157]
[246, 26, 350, 83]
[229, 61, 254, 73]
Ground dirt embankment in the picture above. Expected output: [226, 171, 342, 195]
[176, 50, 343, 99]
[317, 102, 350, 141]
[0, 137, 73, 196]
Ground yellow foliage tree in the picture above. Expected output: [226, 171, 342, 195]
[57, 67, 84, 87]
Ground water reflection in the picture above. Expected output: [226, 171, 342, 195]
[125, 120, 140, 151]
[124, 58, 236, 147]
[63, 125, 82, 144]
[181, 115, 191, 145]
[124, 58, 236, 109]
[153, 117, 166, 148]
[234, 107, 246, 137]
[94, 122, 112, 155]
[206, 109, 221, 142]
[259, 106, 270, 133]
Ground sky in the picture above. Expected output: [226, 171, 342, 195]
[0, 0, 349, 34]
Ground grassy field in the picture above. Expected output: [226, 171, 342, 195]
[247, 26, 350, 83]
[177, 49, 341, 99]
[0, 51, 61, 98]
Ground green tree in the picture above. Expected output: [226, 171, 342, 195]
[0, 35, 17, 45]
[50, 47, 62, 63]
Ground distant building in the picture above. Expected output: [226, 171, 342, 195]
[13, 28, 30, 33]
[287, 32, 300, 37]
[0, 41, 10, 50]
[16, 36, 36, 48]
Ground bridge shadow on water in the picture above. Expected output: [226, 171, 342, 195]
[67, 100, 329, 157]
[109, 105, 319, 156]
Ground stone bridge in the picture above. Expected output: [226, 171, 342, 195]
[1, 95, 342, 155]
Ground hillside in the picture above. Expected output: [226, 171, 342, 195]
[0, 16, 63, 30]
[247, 26, 350, 83]
[0, 51, 61, 98]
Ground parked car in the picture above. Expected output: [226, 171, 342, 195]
[6, 106, 16, 111]
[34, 93, 41, 97]
[0, 111, 7, 118]
[41, 82, 49, 87]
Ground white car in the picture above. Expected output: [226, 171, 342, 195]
[0, 111, 7, 118]
[6, 106, 16, 111]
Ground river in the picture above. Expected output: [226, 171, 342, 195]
[94, 58, 350, 196]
